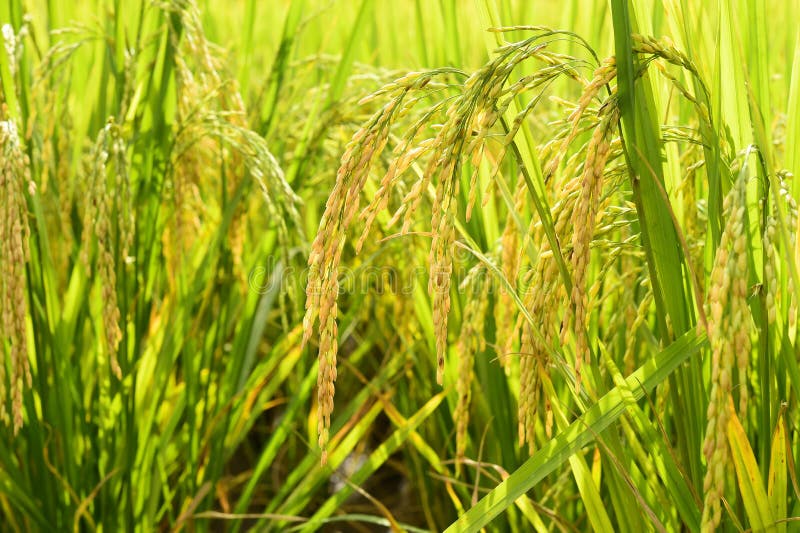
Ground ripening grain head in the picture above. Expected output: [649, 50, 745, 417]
[0, 110, 33, 433]
[701, 171, 750, 532]
[454, 265, 490, 469]
[81, 120, 131, 380]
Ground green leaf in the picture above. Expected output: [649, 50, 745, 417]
[727, 402, 776, 531]
[445, 329, 707, 532]
[768, 417, 788, 533]
[327, 0, 374, 106]
[612, 0, 704, 489]
[299, 391, 447, 532]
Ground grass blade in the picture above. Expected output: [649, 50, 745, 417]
[445, 329, 706, 532]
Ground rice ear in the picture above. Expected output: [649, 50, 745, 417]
[0, 110, 34, 432]
[701, 171, 751, 532]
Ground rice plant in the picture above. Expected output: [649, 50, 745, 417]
[1, 0, 799, 531]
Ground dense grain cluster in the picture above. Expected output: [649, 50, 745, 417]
[304, 95, 399, 463]
[566, 100, 619, 390]
[518, 259, 559, 451]
[0, 112, 33, 432]
[543, 58, 616, 182]
[81, 120, 132, 379]
[454, 265, 490, 466]
[495, 179, 527, 367]
[303, 34, 604, 460]
[776, 177, 799, 332]
[701, 172, 751, 532]
[518, 170, 583, 450]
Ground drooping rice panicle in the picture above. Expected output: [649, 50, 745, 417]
[454, 264, 490, 469]
[303, 95, 401, 463]
[495, 178, 527, 368]
[543, 57, 616, 181]
[518, 174, 579, 451]
[0, 111, 33, 433]
[701, 171, 750, 532]
[81, 120, 131, 379]
[566, 101, 619, 391]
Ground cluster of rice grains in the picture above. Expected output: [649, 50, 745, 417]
[698, 170, 796, 533]
[303, 37, 778, 533]
[556, 58, 619, 392]
[454, 264, 490, 467]
[81, 119, 132, 380]
[302, 27, 628, 463]
[161, 0, 302, 293]
[0, 108, 33, 432]
[701, 172, 752, 531]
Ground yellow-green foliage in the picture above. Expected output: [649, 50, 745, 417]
[0, 1, 799, 532]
